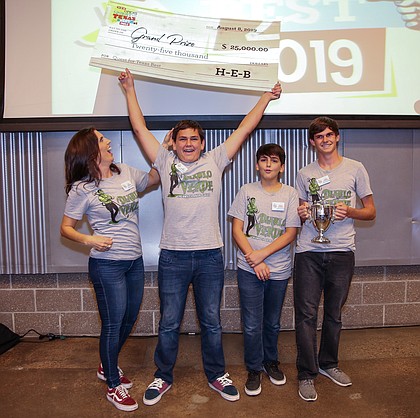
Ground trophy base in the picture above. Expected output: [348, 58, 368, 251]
[311, 236, 331, 244]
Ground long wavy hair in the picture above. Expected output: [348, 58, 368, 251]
[64, 127, 120, 195]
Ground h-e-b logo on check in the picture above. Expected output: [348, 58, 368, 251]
[215, 68, 251, 78]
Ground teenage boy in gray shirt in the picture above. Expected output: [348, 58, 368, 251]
[119, 68, 281, 405]
[228, 143, 300, 396]
[294, 116, 376, 402]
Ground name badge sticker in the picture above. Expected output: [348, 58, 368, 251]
[175, 162, 188, 174]
[121, 181, 134, 191]
[272, 202, 285, 212]
[317, 175, 330, 187]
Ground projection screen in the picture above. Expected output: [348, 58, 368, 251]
[2, 0, 420, 125]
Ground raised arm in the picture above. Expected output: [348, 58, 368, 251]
[224, 82, 282, 159]
[147, 167, 161, 188]
[119, 68, 160, 163]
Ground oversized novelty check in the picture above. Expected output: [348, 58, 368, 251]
[90, 1, 280, 91]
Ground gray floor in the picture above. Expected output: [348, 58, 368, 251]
[1, 327, 419, 418]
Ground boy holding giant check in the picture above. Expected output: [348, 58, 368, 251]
[119, 67, 281, 405]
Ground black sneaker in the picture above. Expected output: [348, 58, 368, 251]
[263, 361, 286, 385]
[245, 370, 262, 396]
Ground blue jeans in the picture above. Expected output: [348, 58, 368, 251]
[237, 268, 288, 372]
[293, 251, 354, 380]
[154, 249, 225, 384]
[89, 256, 145, 388]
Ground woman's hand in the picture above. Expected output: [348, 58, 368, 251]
[88, 235, 113, 252]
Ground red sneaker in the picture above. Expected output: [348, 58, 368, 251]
[208, 373, 240, 401]
[97, 364, 133, 389]
[107, 385, 138, 412]
[143, 378, 172, 406]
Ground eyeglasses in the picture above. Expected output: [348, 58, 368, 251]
[313, 132, 336, 140]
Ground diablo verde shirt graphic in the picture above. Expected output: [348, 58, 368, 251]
[308, 176, 352, 206]
[245, 196, 258, 236]
[94, 189, 119, 224]
[64, 164, 149, 260]
[94, 188, 140, 224]
[295, 157, 373, 253]
[170, 168, 214, 197]
[318, 188, 352, 206]
[252, 212, 286, 241]
[154, 144, 231, 250]
[228, 181, 300, 280]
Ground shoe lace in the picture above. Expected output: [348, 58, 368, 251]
[249, 370, 260, 377]
[266, 361, 279, 371]
[216, 373, 233, 387]
[302, 379, 314, 387]
[324, 367, 343, 376]
[113, 385, 129, 399]
[248, 371, 260, 381]
[148, 378, 165, 389]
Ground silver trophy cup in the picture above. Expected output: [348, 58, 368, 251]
[310, 202, 334, 243]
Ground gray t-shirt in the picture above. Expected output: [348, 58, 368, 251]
[154, 144, 231, 250]
[228, 182, 301, 280]
[295, 157, 373, 253]
[64, 163, 149, 260]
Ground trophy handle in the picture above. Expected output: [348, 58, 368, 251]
[306, 204, 313, 223]
[331, 205, 336, 223]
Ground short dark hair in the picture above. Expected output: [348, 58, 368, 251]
[308, 116, 339, 140]
[172, 120, 205, 142]
[256, 143, 286, 165]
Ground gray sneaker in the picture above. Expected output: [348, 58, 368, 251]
[319, 367, 352, 387]
[298, 379, 317, 402]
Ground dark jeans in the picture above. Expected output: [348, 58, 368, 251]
[89, 256, 145, 388]
[237, 268, 288, 372]
[154, 249, 225, 384]
[293, 251, 354, 380]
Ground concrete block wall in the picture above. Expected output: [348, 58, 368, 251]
[0, 265, 419, 337]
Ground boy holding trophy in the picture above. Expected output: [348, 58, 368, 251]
[294, 117, 376, 402]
